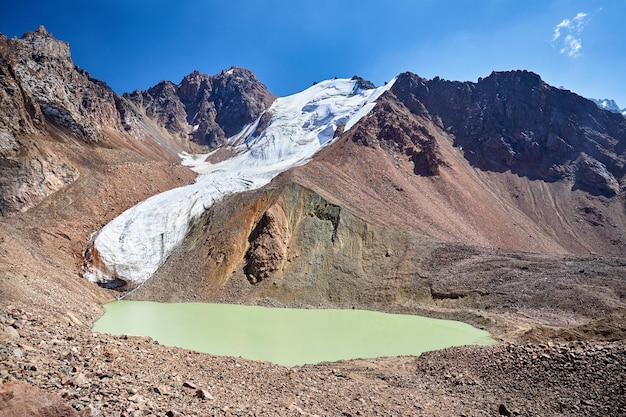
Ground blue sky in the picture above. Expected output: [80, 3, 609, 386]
[2, 1, 625, 107]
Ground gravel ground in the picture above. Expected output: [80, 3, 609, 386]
[1, 305, 624, 417]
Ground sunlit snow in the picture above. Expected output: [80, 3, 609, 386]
[84, 78, 395, 286]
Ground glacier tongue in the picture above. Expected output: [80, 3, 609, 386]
[84, 77, 395, 286]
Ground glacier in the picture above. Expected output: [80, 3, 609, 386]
[83, 77, 395, 286]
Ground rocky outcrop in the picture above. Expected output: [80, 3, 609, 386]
[211, 68, 276, 139]
[244, 204, 290, 283]
[350, 92, 446, 176]
[574, 154, 621, 196]
[126, 81, 188, 135]
[0, 153, 78, 214]
[0, 26, 129, 142]
[126, 67, 276, 148]
[131, 181, 434, 306]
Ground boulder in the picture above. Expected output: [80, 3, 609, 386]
[0, 380, 79, 417]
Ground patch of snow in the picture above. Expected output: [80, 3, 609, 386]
[84, 77, 395, 286]
[590, 98, 623, 114]
[191, 124, 199, 133]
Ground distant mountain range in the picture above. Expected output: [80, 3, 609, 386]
[591, 98, 626, 116]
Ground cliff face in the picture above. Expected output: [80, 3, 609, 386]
[125, 67, 276, 148]
[0, 26, 129, 143]
[0, 26, 89, 214]
[127, 181, 434, 308]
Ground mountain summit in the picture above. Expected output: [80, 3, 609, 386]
[125, 67, 275, 148]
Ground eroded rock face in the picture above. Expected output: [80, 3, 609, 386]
[0, 26, 103, 214]
[127, 80, 188, 135]
[350, 92, 446, 176]
[212, 68, 275, 138]
[0, 153, 78, 214]
[126, 67, 276, 148]
[244, 204, 290, 283]
[574, 155, 620, 196]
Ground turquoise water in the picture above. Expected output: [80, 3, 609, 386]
[93, 301, 495, 366]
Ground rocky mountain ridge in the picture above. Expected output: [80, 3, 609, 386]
[124, 67, 275, 148]
[0, 26, 274, 215]
[391, 71, 626, 195]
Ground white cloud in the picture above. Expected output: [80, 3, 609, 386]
[551, 12, 588, 58]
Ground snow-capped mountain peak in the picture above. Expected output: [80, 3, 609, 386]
[83, 77, 394, 287]
[590, 98, 626, 116]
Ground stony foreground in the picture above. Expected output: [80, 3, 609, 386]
[1, 306, 624, 417]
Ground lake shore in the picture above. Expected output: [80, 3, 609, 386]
[2, 305, 625, 416]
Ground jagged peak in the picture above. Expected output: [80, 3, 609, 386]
[34, 25, 50, 36]
[178, 70, 212, 93]
[11, 25, 71, 62]
[144, 79, 178, 97]
[212, 66, 264, 86]
[180, 69, 211, 81]
[350, 76, 376, 90]
[21, 25, 57, 42]
[396, 71, 426, 82]
[395, 69, 545, 89]
[216, 66, 254, 77]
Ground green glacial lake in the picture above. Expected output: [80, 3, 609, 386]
[93, 301, 495, 366]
